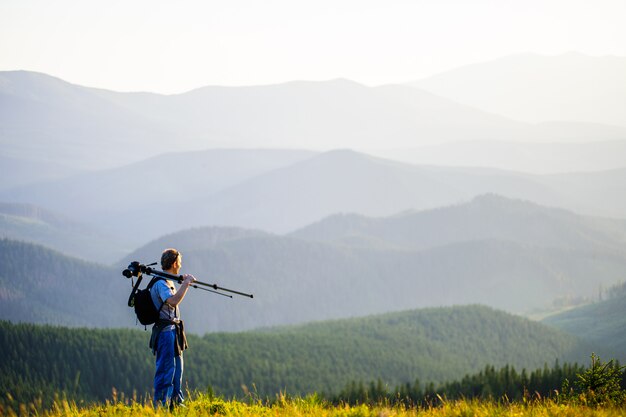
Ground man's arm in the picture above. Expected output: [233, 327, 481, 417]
[165, 274, 196, 307]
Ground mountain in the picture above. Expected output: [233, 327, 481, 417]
[0, 149, 315, 247]
[0, 202, 126, 262]
[173, 150, 469, 234]
[4, 149, 626, 252]
[3, 69, 625, 177]
[0, 305, 595, 405]
[4, 194, 626, 333]
[167, 150, 626, 233]
[0, 154, 80, 191]
[0, 71, 177, 170]
[0, 239, 130, 327]
[372, 139, 626, 174]
[118, 196, 626, 333]
[541, 167, 626, 219]
[542, 283, 626, 356]
[411, 53, 626, 127]
[93, 77, 526, 149]
[1, 71, 523, 172]
[290, 194, 626, 254]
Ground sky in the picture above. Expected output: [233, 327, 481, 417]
[1, 0, 625, 94]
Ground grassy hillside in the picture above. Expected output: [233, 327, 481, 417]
[0, 305, 596, 407]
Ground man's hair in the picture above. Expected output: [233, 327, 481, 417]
[161, 248, 180, 271]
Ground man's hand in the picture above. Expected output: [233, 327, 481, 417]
[182, 274, 197, 286]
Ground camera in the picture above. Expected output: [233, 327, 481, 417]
[122, 261, 144, 278]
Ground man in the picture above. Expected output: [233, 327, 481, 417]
[149, 248, 196, 409]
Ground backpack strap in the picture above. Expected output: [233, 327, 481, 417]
[147, 277, 167, 315]
[127, 275, 144, 307]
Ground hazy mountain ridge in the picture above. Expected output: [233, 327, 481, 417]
[0, 71, 177, 170]
[3, 149, 626, 261]
[291, 194, 626, 254]
[3, 57, 626, 175]
[374, 139, 626, 174]
[0, 239, 129, 327]
[541, 167, 626, 219]
[120, 226, 271, 265]
[0, 149, 317, 250]
[115, 196, 626, 332]
[0, 154, 81, 191]
[2, 70, 523, 174]
[179, 150, 626, 233]
[0, 202, 128, 261]
[92, 77, 525, 149]
[3, 194, 626, 333]
[411, 52, 626, 127]
[0, 202, 79, 228]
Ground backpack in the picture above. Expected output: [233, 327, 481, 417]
[128, 276, 165, 325]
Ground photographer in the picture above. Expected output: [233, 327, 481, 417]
[149, 248, 196, 409]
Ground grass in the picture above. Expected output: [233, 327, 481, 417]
[3, 393, 626, 417]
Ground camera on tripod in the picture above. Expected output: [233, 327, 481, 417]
[122, 261, 254, 299]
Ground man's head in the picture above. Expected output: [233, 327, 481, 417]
[161, 248, 182, 274]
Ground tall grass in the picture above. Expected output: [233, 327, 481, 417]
[3, 393, 626, 417]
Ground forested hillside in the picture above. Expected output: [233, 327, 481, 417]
[543, 282, 626, 357]
[0, 239, 130, 326]
[0, 305, 597, 407]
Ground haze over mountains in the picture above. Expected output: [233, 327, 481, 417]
[412, 52, 626, 127]
[2, 53, 626, 178]
[3, 148, 626, 254]
[127, 195, 626, 331]
[3, 194, 626, 336]
[1, 53, 625, 350]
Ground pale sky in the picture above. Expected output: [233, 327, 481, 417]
[1, 0, 624, 94]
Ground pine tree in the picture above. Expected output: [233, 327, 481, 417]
[575, 353, 626, 407]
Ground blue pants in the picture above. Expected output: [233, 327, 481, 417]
[153, 329, 184, 407]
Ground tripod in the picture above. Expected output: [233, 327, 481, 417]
[123, 261, 253, 307]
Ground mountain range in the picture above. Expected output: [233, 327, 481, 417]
[4, 149, 626, 254]
[375, 139, 626, 174]
[4, 194, 624, 334]
[110, 194, 626, 332]
[0, 202, 124, 262]
[2, 53, 626, 176]
[2, 52, 625, 408]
